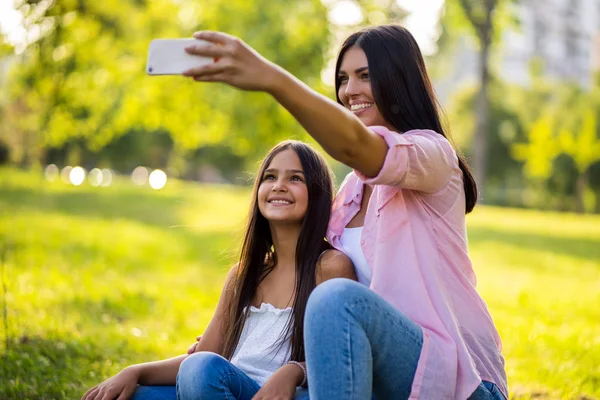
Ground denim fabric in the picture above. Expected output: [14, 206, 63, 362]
[131, 351, 310, 400]
[304, 278, 423, 400]
[304, 278, 506, 400]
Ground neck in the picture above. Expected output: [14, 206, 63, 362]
[269, 222, 302, 271]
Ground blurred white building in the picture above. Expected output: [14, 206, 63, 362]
[435, 0, 600, 101]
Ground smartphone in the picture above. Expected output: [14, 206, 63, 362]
[146, 38, 214, 75]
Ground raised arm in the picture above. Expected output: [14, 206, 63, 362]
[183, 31, 388, 178]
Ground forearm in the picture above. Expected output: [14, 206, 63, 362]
[267, 67, 381, 174]
[135, 354, 187, 386]
[284, 361, 306, 387]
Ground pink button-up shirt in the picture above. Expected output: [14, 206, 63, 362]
[327, 126, 507, 400]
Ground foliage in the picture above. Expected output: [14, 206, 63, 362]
[447, 81, 525, 205]
[510, 81, 600, 212]
[0, 0, 331, 167]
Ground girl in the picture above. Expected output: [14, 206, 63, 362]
[183, 25, 508, 399]
[81, 140, 356, 400]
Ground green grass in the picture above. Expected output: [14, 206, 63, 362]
[0, 167, 599, 399]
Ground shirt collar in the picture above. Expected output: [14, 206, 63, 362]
[343, 175, 364, 206]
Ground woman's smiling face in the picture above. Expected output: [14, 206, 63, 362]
[337, 46, 387, 128]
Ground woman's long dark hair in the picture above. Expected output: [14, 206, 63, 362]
[221, 141, 333, 362]
[335, 25, 478, 213]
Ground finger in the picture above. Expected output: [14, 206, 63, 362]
[84, 386, 100, 400]
[184, 42, 228, 59]
[116, 385, 136, 400]
[82, 386, 99, 400]
[193, 30, 237, 45]
[192, 73, 228, 82]
[98, 388, 114, 400]
[196, 335, 203, 341]
[187, 342, 197, 354]
[183, 62, 227, 78]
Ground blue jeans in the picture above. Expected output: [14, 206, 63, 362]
[304, 278, 506, 400]
[131, 352, 310, 400]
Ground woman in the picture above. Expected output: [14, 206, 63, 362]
[82, 141, 355, 400]
[184, 25, 507, 400]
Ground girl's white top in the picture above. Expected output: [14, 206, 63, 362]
[339, 227, 372, 286]
[231, 303, 292, 386]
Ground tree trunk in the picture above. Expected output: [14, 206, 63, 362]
[473, 37, 492, 199]
[574, 171, 588, 214]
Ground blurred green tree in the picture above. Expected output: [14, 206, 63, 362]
[438, 0, 519, 193]
[512, 83, 600, 213]
[448, 81, 525, 206]
[0, 0, 331, 171]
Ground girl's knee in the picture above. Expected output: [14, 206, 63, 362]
[178, 351, 228, 387]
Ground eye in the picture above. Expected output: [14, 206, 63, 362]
[263, 174, 275, 181]
[291, 175, 304, 182]
[360, 72, 369, 80]
[337, 75, 348, 84]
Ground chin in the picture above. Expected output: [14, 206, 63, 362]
[359, 116, 375, 126]
[266, 216, 303, 224]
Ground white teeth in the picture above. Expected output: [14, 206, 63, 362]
[350, 103, 372, 111]
[270, 200, 291, 205]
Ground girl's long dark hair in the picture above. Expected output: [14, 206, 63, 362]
[335, 25, 478, 213]
[221, 141, 333, 362]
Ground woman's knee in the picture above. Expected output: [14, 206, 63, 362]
[306, 278, 366, 319]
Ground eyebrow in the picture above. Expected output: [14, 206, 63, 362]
[338, 66, 369, 75]
[264, 168, 305, 174]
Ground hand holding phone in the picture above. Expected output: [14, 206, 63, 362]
[146, 38, 214, 75]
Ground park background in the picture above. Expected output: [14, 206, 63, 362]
[0, 0, 599, 398]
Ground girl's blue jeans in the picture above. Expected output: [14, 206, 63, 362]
[130, 352, 309, 400]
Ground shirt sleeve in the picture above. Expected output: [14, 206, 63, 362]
[355, 126, 456, 193]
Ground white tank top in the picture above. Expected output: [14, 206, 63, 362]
[231, 303, 292, 386]
[339, 227, 372, 286]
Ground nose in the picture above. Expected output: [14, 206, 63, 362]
[271, 178, 288, 192]
[344, 76, 361, 98]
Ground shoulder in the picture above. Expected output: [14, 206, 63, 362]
[404, 129, 455, 156]
[223, 264, 240, 291]
[333, 172, 359, 201]
[316, 249, 357, 285]
[227, 263, 239, 279]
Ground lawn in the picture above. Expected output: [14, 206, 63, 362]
[0, 167, 598, 399]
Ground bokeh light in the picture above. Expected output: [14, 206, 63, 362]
[69, 166, 86, 186]
[328, 0, 362, 25]
[88, 168, 103, 187]
[44, 164, 59, 182]
[100, 169, 113, 187]
[149, 169, 167, 190]
[131, 166, 149, 186]
[60, 166, 73, 184]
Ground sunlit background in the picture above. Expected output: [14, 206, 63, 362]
[0, 0, 599, 399]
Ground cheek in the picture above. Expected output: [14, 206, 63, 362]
[337, 86, 347, 104]
[373, 104, 384, 117]
[296, 188, 309, 212]
[257, 184, 269, 205]
[364, 83, 375, 100]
